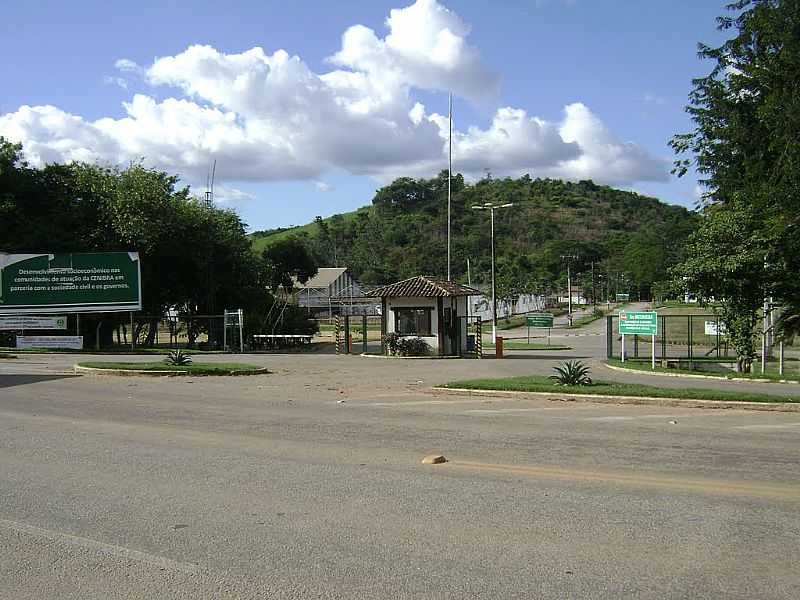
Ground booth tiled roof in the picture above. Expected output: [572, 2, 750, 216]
[366, 275, 481, 298]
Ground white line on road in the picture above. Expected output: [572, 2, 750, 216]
[465, 407, 587, 415]
[732, 423, 800, 431]
[583, 415, 682, 422]
[0, 517, 201, 574]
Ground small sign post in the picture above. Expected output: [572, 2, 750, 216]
[526, 313, 554, 345]
[618, 311, 658, 368]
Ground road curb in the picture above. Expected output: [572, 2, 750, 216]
[431, 387, 800, 412]
[73, 365, 269, 377]
[604, 362, 800, 385]
[358, 353, 462, 360]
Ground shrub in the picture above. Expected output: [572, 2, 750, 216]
[164, 350, 193, 366]
[397, 337, 431, 357]
[549, 360, 592, 386]
[383, 332, 402, 356]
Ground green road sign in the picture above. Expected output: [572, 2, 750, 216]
[0, 252, 142, 314]
[616, 293, 630, 302]
[618, 311, 657, 335]
[527, 313, 554, 328]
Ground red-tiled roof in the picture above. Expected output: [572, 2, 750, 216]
[365, 275, 481, 298]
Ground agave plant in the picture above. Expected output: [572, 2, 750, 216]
[549, 360, 592, 386]
[164, 350, 193, 366]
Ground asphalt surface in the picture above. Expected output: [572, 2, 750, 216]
[1, 345, 800, 598]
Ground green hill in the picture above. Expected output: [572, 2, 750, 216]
[249, 173, 698, 299]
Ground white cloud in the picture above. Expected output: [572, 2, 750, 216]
[643, 92, 666, 106]
[211, 184, 255, 205]
[0, 0, 668, 192]
[314, 181, 333, 193]
[103, 76, 128, 90]
[114, 58, 142, 74]
[542, 102, 669, 184]
[330, 0, 500, 104]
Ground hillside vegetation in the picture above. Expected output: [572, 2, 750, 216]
[250, 172, 698, 299]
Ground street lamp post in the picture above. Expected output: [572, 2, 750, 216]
[472, 202, 514, 343]
[560, 254, 578, 326]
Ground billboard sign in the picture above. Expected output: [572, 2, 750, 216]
[16, 335, 83, 350]
[526, 313, 554, 328]
[0, 315, 67, 330]
[0, 252, 141, 314]
[618, 311, 658, 335]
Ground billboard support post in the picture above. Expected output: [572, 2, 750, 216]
[239, 308, 244, 353]
[652, 334, 656, 370]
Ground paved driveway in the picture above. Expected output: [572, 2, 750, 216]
[1, 353, 799, 598]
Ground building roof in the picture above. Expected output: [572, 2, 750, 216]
[366, 276, 482, 298]
[294, 267, 349, 290]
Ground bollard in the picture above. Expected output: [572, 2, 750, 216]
[495, 336, 504, 359]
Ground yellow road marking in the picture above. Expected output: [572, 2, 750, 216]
[445, 460, 800, 500]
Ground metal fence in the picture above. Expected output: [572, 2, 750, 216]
[0, 313, 231, 351]
[606, 314, 734, 363]
[335, 315, 384, 355]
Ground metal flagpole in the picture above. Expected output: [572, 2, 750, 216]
[447, 92, 452, 281]
[490, 206, 496, 344]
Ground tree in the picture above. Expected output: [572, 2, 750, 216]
[260, 236, 318, 293]
[670, 0, 800, 366]
[676, 197, 770, 371]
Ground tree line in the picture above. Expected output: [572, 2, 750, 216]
[0, 141, 318, 346]
[256, 173, 698, 305]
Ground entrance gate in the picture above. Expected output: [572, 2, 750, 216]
[335, 314, 483, 357]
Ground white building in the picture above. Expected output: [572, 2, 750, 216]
[367, 275, 481, 356]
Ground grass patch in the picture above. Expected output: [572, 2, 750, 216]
[441, 375, 800, 403]
[607, 358, 800, 383]
[497, 315, 527, 330]
[78, 362, 264, 375]
[486, 342, 571, 351]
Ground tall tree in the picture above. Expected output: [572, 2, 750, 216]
[670, 0, 800, 367]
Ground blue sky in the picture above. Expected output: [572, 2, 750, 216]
[0, 1, 728, 231]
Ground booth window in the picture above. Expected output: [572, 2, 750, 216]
[394, 308, 432, 336]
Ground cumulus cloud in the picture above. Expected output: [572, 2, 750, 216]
[314, 181, 333, 193]
[0, 0, 668, 191]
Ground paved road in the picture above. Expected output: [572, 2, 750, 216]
[1, 353, 800, 598]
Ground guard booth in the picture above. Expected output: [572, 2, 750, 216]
[366, 275, 481, 357]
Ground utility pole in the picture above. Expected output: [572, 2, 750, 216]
[466, 257, 471, 319]
[561, 254, 578, 325]
[591, 261, 595, 307]
[472, 202, 514, 343]
[447, 92, 453, 281]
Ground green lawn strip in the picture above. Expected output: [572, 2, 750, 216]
[440, 375, 799, 403]
[485, 342, 571, 351]
[607, 358, 800, 383]
[78, 362, 264, 375]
